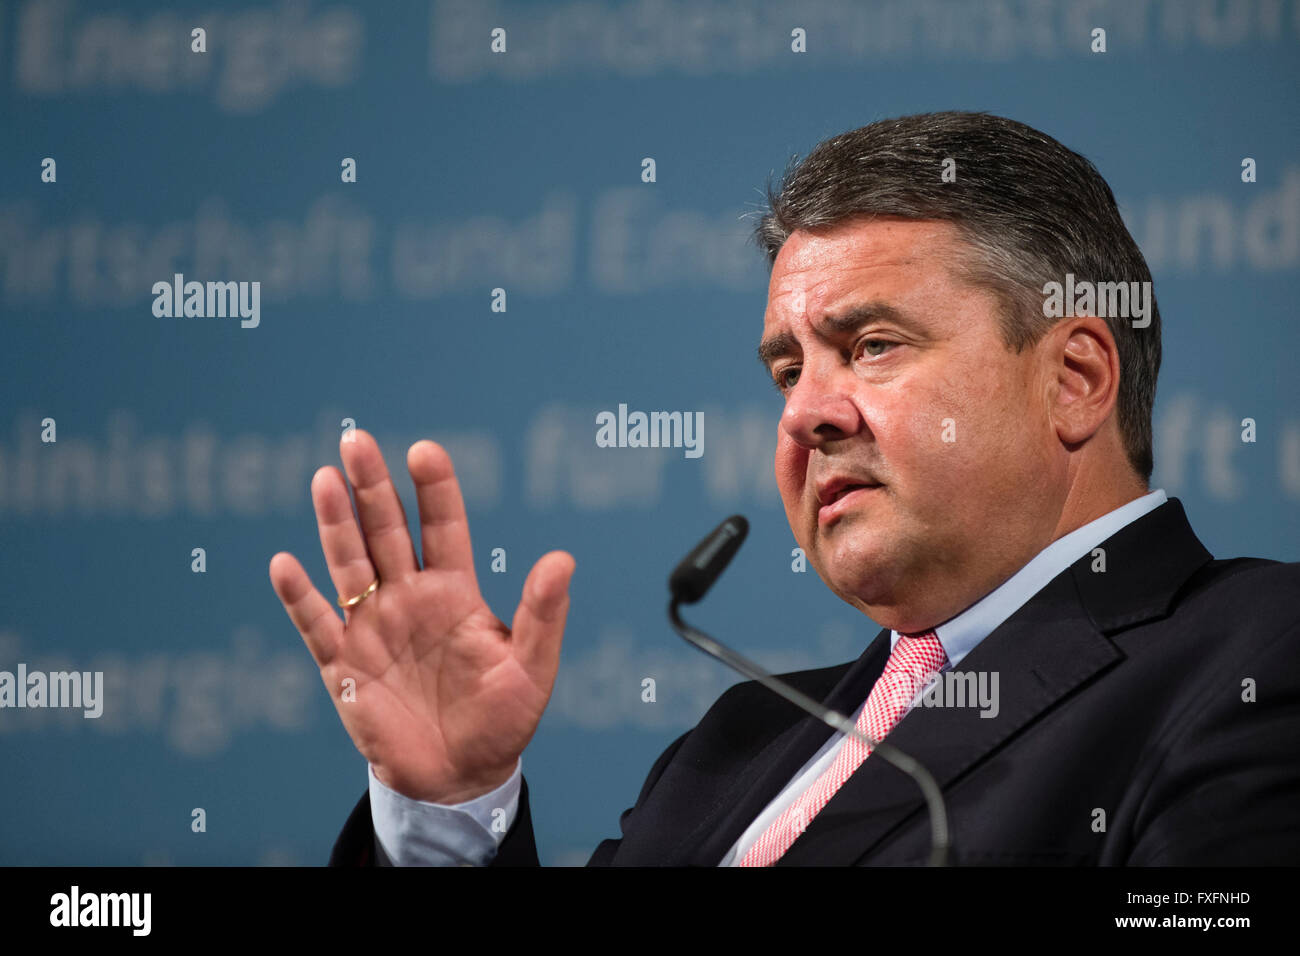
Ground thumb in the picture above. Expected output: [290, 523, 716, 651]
[510, 550, 576, 682]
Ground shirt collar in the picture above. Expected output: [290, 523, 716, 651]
[890, 489, 1168, 668]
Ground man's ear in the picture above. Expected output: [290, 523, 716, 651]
[1048, 315, 1121, 446]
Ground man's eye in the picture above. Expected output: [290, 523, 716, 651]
[772, 341, 895, 394]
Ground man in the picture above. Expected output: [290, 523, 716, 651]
[269, 112, 1300, 866]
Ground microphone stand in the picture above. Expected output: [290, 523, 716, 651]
[670, 599, 951, 866]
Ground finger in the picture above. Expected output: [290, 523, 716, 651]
[311, 465, 378, 604]
[269, 551, 344, 667]
[407, 440, 478, 583]
[510, 551, 576, 682]
[339, 430, 419, 582]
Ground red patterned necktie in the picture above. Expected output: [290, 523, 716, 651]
[738, 630, 947, 867]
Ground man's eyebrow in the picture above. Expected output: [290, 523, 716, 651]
[757, 302, 917, 371]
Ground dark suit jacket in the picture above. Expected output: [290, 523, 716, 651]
[330, 497, 1300, 865]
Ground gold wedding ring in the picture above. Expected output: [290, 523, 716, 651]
[338, 577, 379, 609]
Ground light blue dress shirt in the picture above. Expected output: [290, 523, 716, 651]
[369, 489, 1168, 866]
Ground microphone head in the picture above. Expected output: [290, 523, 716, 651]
[669, 515, 749, 604]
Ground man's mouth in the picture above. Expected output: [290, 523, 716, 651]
[817, 483, 883, 526]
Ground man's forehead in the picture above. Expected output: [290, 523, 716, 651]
[764, 218, 966, 323]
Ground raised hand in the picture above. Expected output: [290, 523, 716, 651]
[269, 430, 575, 804]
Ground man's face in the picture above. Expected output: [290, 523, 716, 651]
[760, 217, 1066, 632]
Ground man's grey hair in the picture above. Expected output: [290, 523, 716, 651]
[754, 111, 1161, 483]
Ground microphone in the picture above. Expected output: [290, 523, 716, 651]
[667, 515, 951, 866]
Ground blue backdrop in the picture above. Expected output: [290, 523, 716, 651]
[2, 0, 1297, 865]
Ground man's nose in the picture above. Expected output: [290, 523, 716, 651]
[779, 360, 864, 449]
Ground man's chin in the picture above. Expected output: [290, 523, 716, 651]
[828, 572, 893, 610]
[815, 513, 885, 558]
[816, 546, 897, 609]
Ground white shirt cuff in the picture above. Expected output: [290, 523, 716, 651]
[367, 760, 522, 866]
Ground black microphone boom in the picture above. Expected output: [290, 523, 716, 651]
[667, 515, 951, 866]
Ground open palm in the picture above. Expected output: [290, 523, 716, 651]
[269, 430, 576, 804]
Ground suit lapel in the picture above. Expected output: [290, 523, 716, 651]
[680, 629, 893, 866]
[775, 496, 1214, 866]
[776, 574, 1119, 865]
